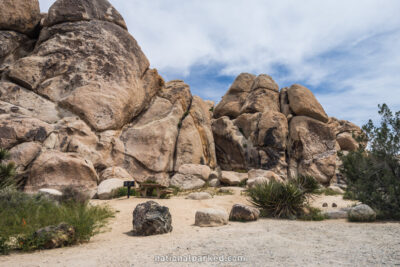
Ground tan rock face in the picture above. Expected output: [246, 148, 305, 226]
[175, 96, 217, 170]
[0, 114, 52, 149]
[8, 12, 159, 131]
[213, 73, 256, 119]
[0, 31, 33, 69]
[44, 0, 127, 29]
[288, 116, 336, 184]
[8, 142, 42, 171]
[0, 0, 41, 34]
[240, 74, 280, 114]
[26, 150, 98, 192]
[287, 84, 329, 123]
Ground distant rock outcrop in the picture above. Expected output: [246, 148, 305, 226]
[0, 0, 364, 194]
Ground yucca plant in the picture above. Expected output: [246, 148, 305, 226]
[293, 175, 320, 194]
[248, 180, 307, 218]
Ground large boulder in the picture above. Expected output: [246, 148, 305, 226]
[99, 167, 132, 182]
[177, 164, 211, 180]
[25, 150, 98, 193]
[132, 201, 173, 236]
[287, 84, 329, 123]
[220, 171, 248, 186]
[213, 73, 256, 119]
[0, 0, 41, 35]
[120, 81, 191, 183]
[288, 116, 336, 184]
[44, 0, 127, 29]
[348, 204, 376, 222]
[174, 96, 217, 170]
[246, 169, 282, 187]
[170, 173, 205, 190]
[8, 141, 42, 171]
[240, 74, 280, 114]
[212, 116, 257, 171]
[0, 114, 53, 149]
[195, 208, 228, 227]
[229, 204, 260, 221]
[8, 0, 162, 131]
[97, 178, 124, 200]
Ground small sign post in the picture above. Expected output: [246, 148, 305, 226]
[123, 181, 135, 198]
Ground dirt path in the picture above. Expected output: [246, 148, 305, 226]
[1, 190, 400, 267]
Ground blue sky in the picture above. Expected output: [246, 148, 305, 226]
[39, 0, 400, 126]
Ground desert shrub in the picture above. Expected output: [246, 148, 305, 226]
[298, 206, 326, 221]
[0, 149, 17, 190]
[248, 180, 307, 219]
[341, 104, 400, 220]
[293, 175, 320, 194]
[0, 189, 113, 254]
[248, 176, 321, 219]
[59, 185, 90, 204]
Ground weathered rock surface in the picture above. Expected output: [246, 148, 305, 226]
[0, 0, 41, 35]
[348, 204, 376, 222]
[170, 173, 205, 190]
[178, 164, 211, 181]
[220, 171, 248, 186]
[97, 178, 124, 200]
[99, 167, 132, 182]
[247, 169, 282, 187]
[25, 150, 98, 192]
[195, 208, 228, 227]
[132, 201, 172, 236]
[0, 0, 364, 195]
[287, 84, 329, 123]
[213, 73, 255, 119]
[288, 116, 336, 184]
[32, 223, 75, 249]
[229, 204, 260, 221]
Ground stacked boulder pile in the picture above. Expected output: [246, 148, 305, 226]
[0, 0, 363, 196]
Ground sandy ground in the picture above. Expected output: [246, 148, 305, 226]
[1, 188, 400, 267]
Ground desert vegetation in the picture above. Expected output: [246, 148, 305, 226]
[0, 158, 114, 255]
[247, 175, 322, 220]
[341, 104, 400, 220]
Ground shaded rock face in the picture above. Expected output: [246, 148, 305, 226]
[132, 201, 172, 236]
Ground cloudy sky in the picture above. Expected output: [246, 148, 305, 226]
[39, 0, 400, 126]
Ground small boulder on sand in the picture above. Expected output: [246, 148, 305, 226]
[97, 178, 124, 200]
[186, 192, 213, 200]
[195, 208, 228, 227]
[132, 201, 172, 236]
[348, 204, 376, 222]
[229, 204, 260, 221]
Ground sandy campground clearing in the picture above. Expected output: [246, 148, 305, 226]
[1, 188, 400, 267]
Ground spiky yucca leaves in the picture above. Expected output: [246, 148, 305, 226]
[248, 181, 307, 218]
[293, 175, 320, 194]
[0, 149, 17, 190]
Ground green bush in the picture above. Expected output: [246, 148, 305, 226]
[59, 185, 90, 204]
[0, 149, 17, 190]
[0, 189, 114, 254]
[298, 206, 326, 221]
[248, 180, 307, 219]
[293, 175, 320, 194]
[341, 104, 400, 220]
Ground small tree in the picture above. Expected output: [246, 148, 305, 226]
[341, 104, 400, 219]
[0, 149, 17, 190]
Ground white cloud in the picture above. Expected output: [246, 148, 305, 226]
[39, 0, 400, 125]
